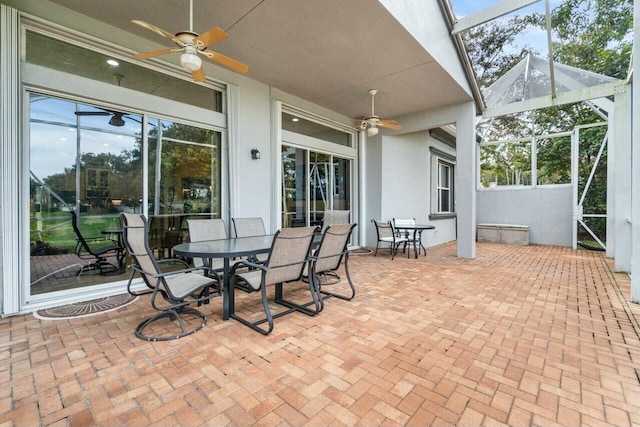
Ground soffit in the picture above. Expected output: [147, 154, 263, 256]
[45, 0, 473, 121]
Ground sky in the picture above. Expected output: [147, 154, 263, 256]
[450, 0, 559, 57]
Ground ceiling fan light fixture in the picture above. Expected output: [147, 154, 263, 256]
[367, 126, 379, 137]
[108, 115, 125, 127]
[180, 51, 202, 71]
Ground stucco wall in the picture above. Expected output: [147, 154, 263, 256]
[477, 186, 573, 247]
[364, 130, 457, 249]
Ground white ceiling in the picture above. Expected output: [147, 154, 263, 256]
[46, 0, 472, 122]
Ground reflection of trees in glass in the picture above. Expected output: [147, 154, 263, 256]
[148, 122, 220, 215]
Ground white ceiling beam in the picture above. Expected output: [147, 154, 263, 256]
[482, 81, 628, 118]
[452, 0, 542, 34]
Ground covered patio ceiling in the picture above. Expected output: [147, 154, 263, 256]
[40, 0, 475, 122]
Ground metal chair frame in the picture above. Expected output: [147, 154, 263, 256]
[229, 226, 320, 335]
[121, 213, 219, 341]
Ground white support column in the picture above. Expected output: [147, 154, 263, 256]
[612, 87, 632, 270]
[455, 102, 477, 259]
[0, 4, 21, 315]
[631, 0, 640, 303]
[358, 130, 367, 248]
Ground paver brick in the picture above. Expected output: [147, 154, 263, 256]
[1, 243, 639, 426]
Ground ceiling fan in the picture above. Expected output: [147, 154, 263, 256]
[75, 109, 141, 127]
[359, 89, 401, 137]
[130, 0, 249, 82]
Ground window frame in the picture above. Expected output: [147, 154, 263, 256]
[429, 147, 456, 220]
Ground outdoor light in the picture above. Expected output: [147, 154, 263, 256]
[251, 149, 261, 160]
[367, 126, 379, 137]
[180, 52, 202, 72]
[106, 59, 119, 66]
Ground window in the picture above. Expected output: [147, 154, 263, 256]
[438, 162, 454, 213]
[430, 147, 456, 218]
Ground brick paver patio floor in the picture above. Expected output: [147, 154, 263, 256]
[1, 242, 639, 426]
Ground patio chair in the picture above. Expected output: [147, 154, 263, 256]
[186, 218, 230, 294]
[229, 226, 320, 335]
[371, 219, 408, 260]
[71, 210, 124, 276]
[393, 217, 425, 256]
[121, 213, 219, 341]
[311, 210, 351, 284]
[232, 217, 266, 237]
[321, 210, 350, 232]
[232, 217, 268, 263]
[310, 223, 357, 306]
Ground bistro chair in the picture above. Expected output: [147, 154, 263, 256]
[310, 223, 357, 307]
[371, 219, 408, 260]
[71, 210, 124, 276]
[121, 213, 219, 341]
[393, 217, 424, 257]
[229, 226, 320, 335]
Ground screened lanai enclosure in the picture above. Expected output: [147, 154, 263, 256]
[449, 0, 636, 296]
[475, 54, 624, 250]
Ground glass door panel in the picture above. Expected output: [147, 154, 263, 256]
[310, 152, 331, 226]
[148, 119, 221, 258]
[282, 146, 308, 227]
[29, 94, 142, 294]
[333, 157, 351, 211]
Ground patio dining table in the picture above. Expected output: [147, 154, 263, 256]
[393, 224, 435, 258]
[173, 235, 274, 320]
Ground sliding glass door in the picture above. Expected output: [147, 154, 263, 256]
[281, 146, 352, 228]
[29, 93, 222, 295]
[280, 109, 356, 229]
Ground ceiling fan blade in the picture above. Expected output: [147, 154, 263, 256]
[191, 66, 206, 82]
[75, 111, 111, 116]
[201, 49, 249, 74]
[194, 26, 228, 49]
[378, 120, 402, 130]
[131, 20, 184, 46]
[133, 47, 179, 60]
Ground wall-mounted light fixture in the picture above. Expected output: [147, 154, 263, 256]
[251, 149, 260, 160]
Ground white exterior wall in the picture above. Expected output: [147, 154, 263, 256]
[477, 187, 573, 247]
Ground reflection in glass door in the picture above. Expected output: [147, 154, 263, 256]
[29, 95, 143, 294]
[28, 93, 222, 296]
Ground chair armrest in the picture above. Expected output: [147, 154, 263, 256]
[230, 259, 267, 275]
[131, 263, 212, 280]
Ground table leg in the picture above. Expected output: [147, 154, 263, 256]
[413, 230, 419, 258]
[223, 257, 232, 320]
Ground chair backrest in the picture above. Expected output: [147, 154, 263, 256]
[187, 218, 227, 242]
[121, 213, 162, 288]
[263, 226, 317, 286]
[371, 219, 395, 240]
[321, 210, 350, 232]
[314, 223, 357, 273]
[393, 218, 416, 228]
[187, 218, 228, 267]
[233, 217, 266, 237]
